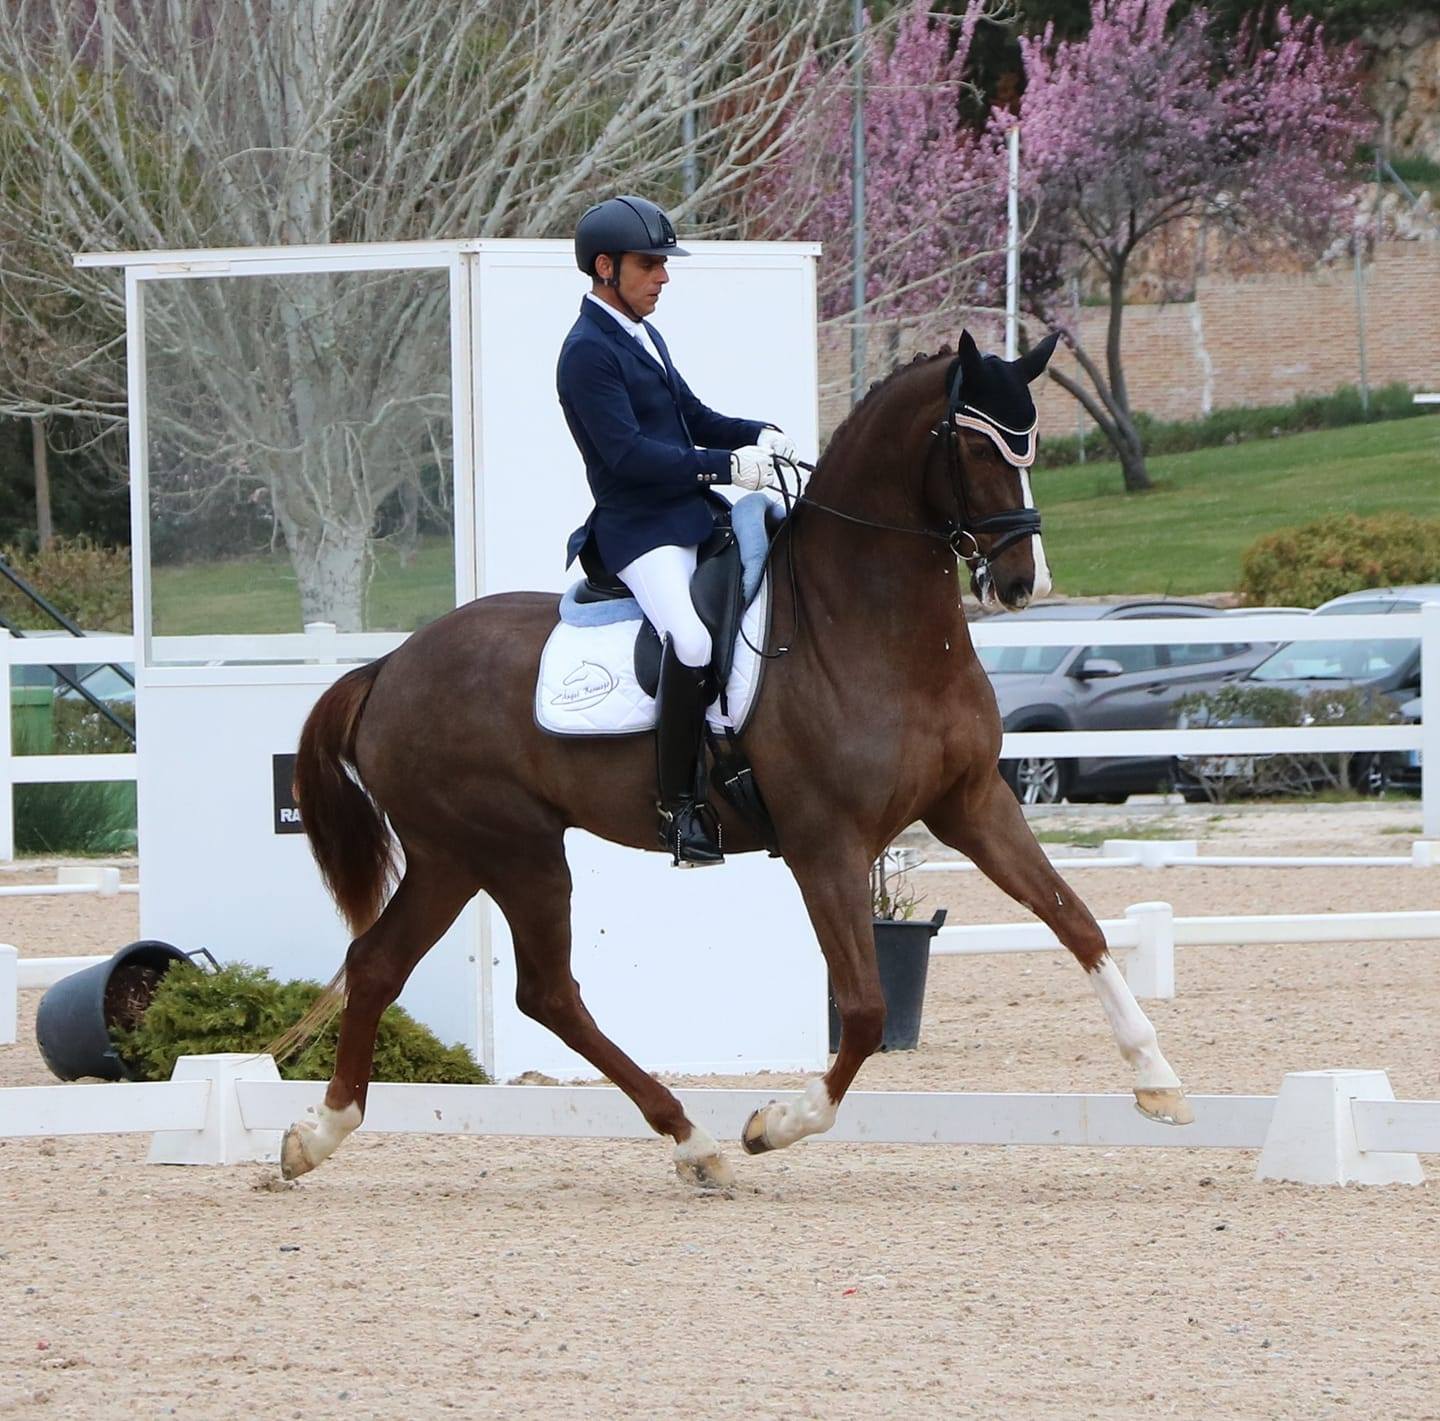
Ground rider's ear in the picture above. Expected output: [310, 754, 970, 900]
[1018, 331, 1061, 383]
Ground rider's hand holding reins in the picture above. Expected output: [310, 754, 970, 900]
[757, 427, 797, 462]
[729, 445, 782, 490]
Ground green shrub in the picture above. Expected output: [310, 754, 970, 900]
[14, 780, 137, 855]
[0, 536, 132, 631]
[1177, 684, 1397, 802]
[111, 962, 488, 1084]
[1237, 512, 1440, 607]
[10, 702, 136, 854]
[1037, 382, 1427, 470]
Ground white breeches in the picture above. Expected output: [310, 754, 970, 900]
[617, 543, 712, 669]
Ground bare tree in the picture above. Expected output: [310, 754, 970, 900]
[0, 0, 833, 627]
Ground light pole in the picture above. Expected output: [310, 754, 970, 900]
[850, 0, 867, 407]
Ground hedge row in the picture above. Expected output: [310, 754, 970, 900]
[1238, 512, 1440, 607]
[1037, 382, 1425, 470]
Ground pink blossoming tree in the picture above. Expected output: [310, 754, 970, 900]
[754, 0, 1009, 369]
[1012, 0, 1369, 491]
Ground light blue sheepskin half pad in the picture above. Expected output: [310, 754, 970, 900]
[557, 492, 784, 628]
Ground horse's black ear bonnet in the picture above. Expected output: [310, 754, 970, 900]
[943, 330, 1060, 468]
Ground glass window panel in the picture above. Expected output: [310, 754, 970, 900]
[142, 268, 453, 645]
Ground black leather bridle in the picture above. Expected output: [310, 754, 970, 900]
[784, 358, 1044, 595]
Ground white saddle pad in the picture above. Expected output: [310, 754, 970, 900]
[535, 577, 770, 737]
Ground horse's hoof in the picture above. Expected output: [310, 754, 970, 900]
[673, 1126, 736, 1190]
[741, 1106, 776, 1155]
[279, 1123, 318, 1180]
[1134, 1087, 1195, 1126]
[674, 1150, 736, 1191]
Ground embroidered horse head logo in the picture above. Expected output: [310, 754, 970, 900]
[550, 660, 616, 711]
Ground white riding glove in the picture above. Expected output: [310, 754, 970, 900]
[757, 427, 797, 462]
[729, 445, 780, 491]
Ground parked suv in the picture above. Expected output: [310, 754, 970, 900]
[976, 601, 1274, 804]
[1172, 585, 1435, 799]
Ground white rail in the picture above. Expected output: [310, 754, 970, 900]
[932, 900, 1440, 1002]
[0, 1060, 1431, 1186]
[914, 839, 1439, 873]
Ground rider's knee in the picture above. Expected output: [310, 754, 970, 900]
[670, 622, 712, 669]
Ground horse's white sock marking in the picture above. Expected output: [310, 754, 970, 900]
[674, 1125, 724, 1170]
[757, 1077, 837, 1150]
[1019, 471, 1052, 599]
[296, 1100, 362, 1166]
[1089, 955, 1180, 1090]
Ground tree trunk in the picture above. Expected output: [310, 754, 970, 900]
[286, 523, 369, 632]
[1105, 262, 1152, 492]
[32, 415, 53, 549]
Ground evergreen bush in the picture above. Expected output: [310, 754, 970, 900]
[1237, 512, 1440, 607]
[0, 536, 132, 631]
[112, 961, 488, 1084]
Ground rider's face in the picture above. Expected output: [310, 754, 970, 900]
[615, 253, 668, 317]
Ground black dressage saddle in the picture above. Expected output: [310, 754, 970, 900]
[571, 506, 775, 699]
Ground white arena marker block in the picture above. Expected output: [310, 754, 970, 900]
[1103, 839, 1196, 868]
[1122, 901, 1174, 999]
[57, 865, 121, 895]
[1256, 1070, 1425, 1188]
[1412, 842, 1438, 868]
[148, 1053, 284, 1166]
[0, 945, 16, 1047]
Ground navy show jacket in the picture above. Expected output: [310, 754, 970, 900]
[557, 297, 768, 577]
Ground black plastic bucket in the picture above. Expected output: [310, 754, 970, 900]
[35, 940, 196, 1082]
[828, 909, 947, 1053]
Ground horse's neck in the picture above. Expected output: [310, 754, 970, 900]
[793, 436, 969, 660]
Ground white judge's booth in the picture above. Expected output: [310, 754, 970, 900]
[75, 238, 826, 1080]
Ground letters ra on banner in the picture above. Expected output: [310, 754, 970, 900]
[273, 753, 304, 835]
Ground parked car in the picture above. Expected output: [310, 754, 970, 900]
[1172, 585, 1435, 800]
[975, 601, 1275, 804]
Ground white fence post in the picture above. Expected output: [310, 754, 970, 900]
[0, 944, 16, 1047]
[147, 1053, 284, 1166]
[1257, 1069, 1424, 1186]
[56, 865, 121, 896]
[0, 630, 13, 863]
[1122, 901, 1174, 999]
[1422, 602, 1439, 840]
[1104, 839, 1196, 868]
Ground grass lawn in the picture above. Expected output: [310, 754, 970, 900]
[152, 536, 454, 634]
[1036, 414, 1440, 596]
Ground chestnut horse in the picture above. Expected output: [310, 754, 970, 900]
[280, 330, 1193, 1186]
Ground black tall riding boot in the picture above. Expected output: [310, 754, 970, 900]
[654, 636, 724, 867]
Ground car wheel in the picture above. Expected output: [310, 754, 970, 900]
[1002, 755, 1068, 806]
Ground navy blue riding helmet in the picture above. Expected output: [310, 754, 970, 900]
[574, 195, 691, 279]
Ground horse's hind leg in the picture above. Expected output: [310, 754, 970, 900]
[925, 774, 1193, 1125]
[281, 851, 477, 1179]
[488, 844, 736, 1189]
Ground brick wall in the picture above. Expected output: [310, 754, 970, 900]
[818, 241, 1440, 441]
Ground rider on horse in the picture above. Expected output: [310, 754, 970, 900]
[557, 194, 796, 869]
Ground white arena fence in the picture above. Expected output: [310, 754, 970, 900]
[3, 606, 1437, 861]
[914, 838, 1440, 873]
[5, 895, 1438, 1046]
[0, 1053, 1433, 1187]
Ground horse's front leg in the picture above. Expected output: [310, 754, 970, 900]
[925, 772, 1193, 1125]
[742, 846, 882, 1155]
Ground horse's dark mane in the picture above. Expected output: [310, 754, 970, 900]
[819, 346, 953, 466]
